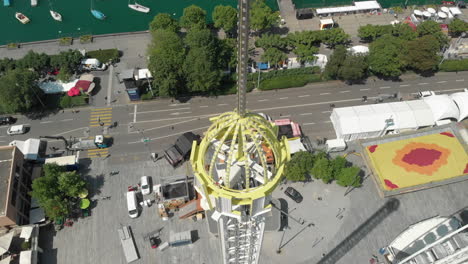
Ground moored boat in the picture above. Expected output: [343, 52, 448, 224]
[50, 10, 62, 21]
[31, 0, 37, 6]
[4, 0, 10, 7]
[15, 12, 30, 24]
[91, 9, 106, 20]
[128, 2, 150, 13]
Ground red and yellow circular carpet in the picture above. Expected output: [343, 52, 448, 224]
[366, 131, 468, 191]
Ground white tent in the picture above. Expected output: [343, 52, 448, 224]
[348, 45, 369, 54]
[20, 226, 34, 241]
[288, 138, 307, 154]
[449, 7, 462, 16]
[423, 94, 460, 121]
[19, 250, 32, 264]
[450, 91, 468, 121]
[0, 232, 14, 256]
[0, 256, 11, 264]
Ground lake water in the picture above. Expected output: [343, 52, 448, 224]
[0, 0, 278, 45]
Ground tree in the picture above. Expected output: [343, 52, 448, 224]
[56, 67, 72, 82]
[449, 19, 468, 37]
[417, 20, 448, 48]
[184, 47, 222, 93]
[261, 47, 287, 68]
[250, 0, 279, 32]
[0, 58, 16, 74]
[16, 50, 49, 72]
[323, 45, 347, 80]
[149, 13, 179, 33]
[185, 28, 218, 50]
[358, 24, 386, 42]
[336, 166, 361, 187]
[283, 151, 315, 182]
[338, 54, 368, 83]
[49, 49, 83, 72]
[212, 5, 238, 34]
[0, 69, 42, 113]
[405, 35, 440, 73]
[30, 164, 87, 220]
[287, 31, 322, 63]
[218, 38, 237, 70]
[391, 23, 417, 41]
[311, 157, 333, 183]
[330, 156, 347, 179]
[368, 35, 406, 78]
[147, 30, 185, 97]
[180, 5, 206, 30]
[255, 33, 287, 50]
[321, 28, 349, 48]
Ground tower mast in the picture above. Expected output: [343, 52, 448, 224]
[237, 0, 250, 117]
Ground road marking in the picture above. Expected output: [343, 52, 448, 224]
[360, 88, 371, 91]
[131, 107, 190, 115]
[302, 122, 315, 126]
[170, 112, 192, 116]
[435, 88, 466, 93]
[93, 107, 112, 111]
[340, 90, 350, 93]
[218, 103, 228, 106]
[133, 105, 137, 123]
[436, 81, 447, 84]
[169, 103, 190, 106]
[128, 126, 211, 144]
[418, 83, 429, 85]
[61, 119, 73, 122]
[320, 93, 330, 95]
[280, 115, 291, 118]
[300, 113, 313, 116]
[0, 140, 5, 143]
[298, 95, 310, 98]
[200, 105, 209, 108]
[91, 113, 112, 117]
[323, 121, 332, 123]
[258, 99, 269, 102]
[379, 86, 390, 89]
[53, 127, 87, 136]
[279, 97, 288, 99]
[400, 84, 410, 87]
[40, 121, 53, 124]
[130, 118, 201, 134]
[321, 111, 332, 113]
[456, 79, 465, 82]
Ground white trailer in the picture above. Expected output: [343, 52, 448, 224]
[117, 226, 139, 263]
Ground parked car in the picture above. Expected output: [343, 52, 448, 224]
[7, 125, 27, 135]
[164, 132, 200, 167]
[284, 187, 303, 203]
[418, 91, 436, 98]
[0, 116, 15, 125]
[140, 176, 152, 196]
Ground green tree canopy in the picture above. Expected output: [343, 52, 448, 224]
[185, 28, 218, 50]
[311, 157, 333, 183]
[417, 20, 448, 48]
[283, 151, 315, 182]
[330, 156, 347, 179]
[250, 0, 279, 32]
[255, 33, 287, 50]
[287, 31, 322, 63]
[30, 164, 87, 220]
[391, 23, 417, 41]
[0, 69, 42, 113]
[183, 47, 222, 93]
[261, 47, 287, 68]
[218, 38, 237, 70]
[321, 28, 349, 48]
[323, 45, 347, 80]
[448, 19, 468, 37]
[0, 58, 16, 75]
[336, 166, 361, 187]
[368, 34, 406, 78]
[358, 24, 392, 42]
[405, 35, 440, 73]
[212, 5, 238, 33]
[338, 54, 368, 83]
[180, 5, 206, 30]
[147, 29, 185, 97]
[49, 49, 83, 72]
[149, 13, 180, 33]
[16, 50, 49, 72]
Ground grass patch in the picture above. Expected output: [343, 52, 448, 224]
[58, 37, 73, 46]
[59, 94, 88, 108]
[7, 43, 19, 50]
[79, 35, 93, 44]
[439, 59, 468, 72]
[86, 49, 120, 64]
[259, 74, 322, 90]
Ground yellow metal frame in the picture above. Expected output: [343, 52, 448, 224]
[190, 111, 290, 209]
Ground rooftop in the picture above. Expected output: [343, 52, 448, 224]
[0, 146, 14, 217]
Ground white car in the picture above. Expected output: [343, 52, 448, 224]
[140, 176, 152, 195]
[418, 91, 436, 98]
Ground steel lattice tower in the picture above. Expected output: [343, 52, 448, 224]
[190, 1, 290, 264]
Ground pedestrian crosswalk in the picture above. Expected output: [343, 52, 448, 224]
[87, 148, 109, 158]
[89, 107, 113, 127]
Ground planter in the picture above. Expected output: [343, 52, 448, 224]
[6, 43, 20, 50]
[79, 35, 93, 44]
[58, 37, 73, 46]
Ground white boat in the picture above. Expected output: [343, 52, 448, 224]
[128, 2, 149, 13]
[15, 12, 30, 24]
[31, 0, 37, 6]
[49, 10, 62, 21]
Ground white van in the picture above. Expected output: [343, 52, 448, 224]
[126, 191, 139, 218]
[326, 139, 347, 152]
[140, 176, 151, 195]
[81, 58, 107, 71]
[7, 125, 27, 135]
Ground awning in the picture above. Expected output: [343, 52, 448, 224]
[288, 138, 307, 154]
[20, 226, 34, 241]
[0, 256, 11, 264]
[19, 250, 32, 264]
[0, 232, 14, 256]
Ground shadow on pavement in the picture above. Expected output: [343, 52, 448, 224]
[85, 173, 105, 197]
[317, 198, 400, 264]
[38, 225, 58, 264]
[278, 198, 289, 231]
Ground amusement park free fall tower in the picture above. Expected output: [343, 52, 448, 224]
[189, 0, 291, 263]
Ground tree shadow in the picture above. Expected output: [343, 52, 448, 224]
[84, 173, 105, 197]
[317, 198, 400, 264]
[38, 225, 58, 264]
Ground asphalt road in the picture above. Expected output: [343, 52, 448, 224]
[1, 72, 466, 159]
